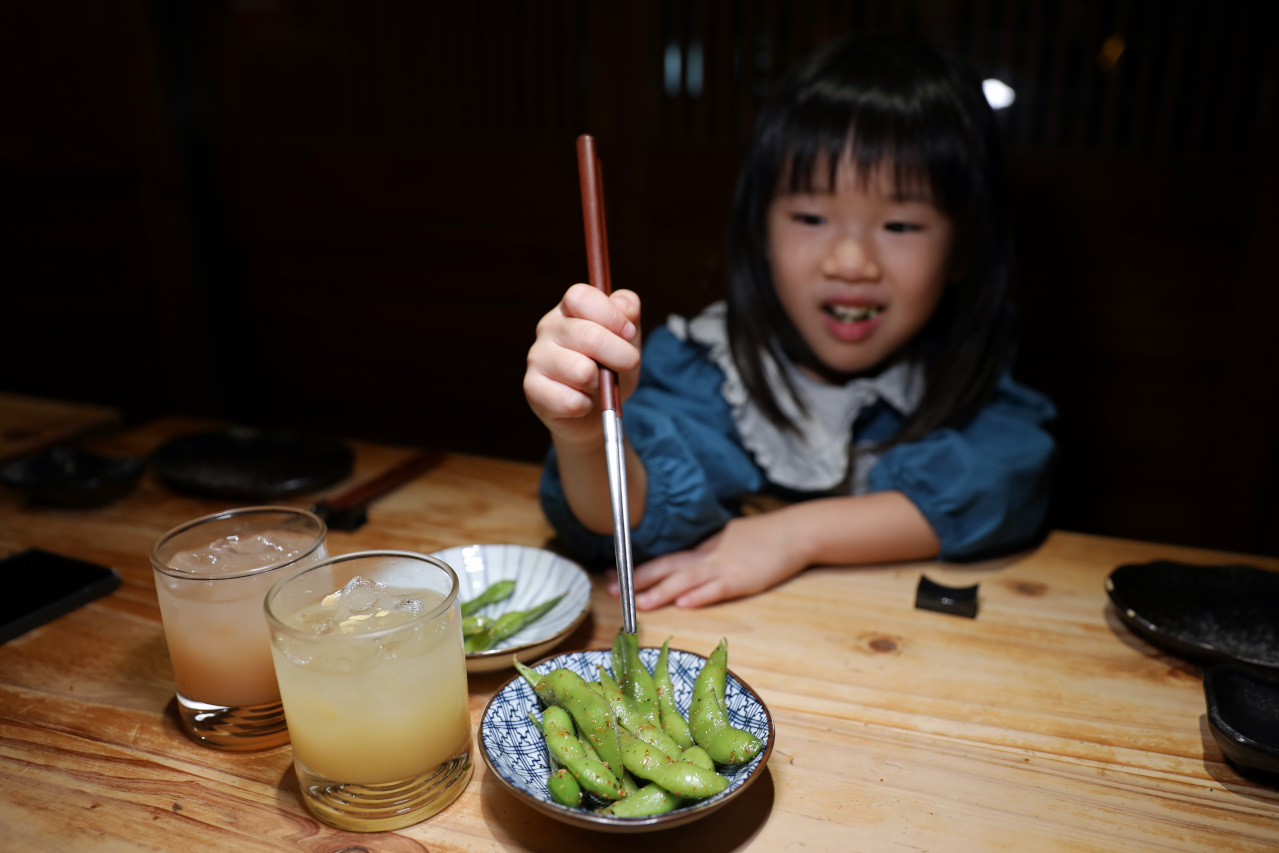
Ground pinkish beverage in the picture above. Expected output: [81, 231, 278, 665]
[151, 507, 327, 750]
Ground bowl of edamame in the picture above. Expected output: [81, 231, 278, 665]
[479, 638, 774, 832]
[431, 544, 593, 674]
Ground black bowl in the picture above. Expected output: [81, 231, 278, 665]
[1204, 665, 1279, 781]
[0, 447, 145, 508]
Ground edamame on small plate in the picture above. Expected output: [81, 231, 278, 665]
[479, 646, 775, 832]
[431, 544, 592, 674]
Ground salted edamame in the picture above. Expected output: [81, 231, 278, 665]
[516, 633, 764, 819]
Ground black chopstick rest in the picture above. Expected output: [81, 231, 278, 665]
[310, 500, 368, 532]
[915, 575, 979, 619]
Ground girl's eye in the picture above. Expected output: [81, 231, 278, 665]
[791, 213, 827, 226]
[884, 221, 923, 233]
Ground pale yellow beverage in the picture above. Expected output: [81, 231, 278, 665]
[151, 507, 327, 750]
[266, 552, 472, 832]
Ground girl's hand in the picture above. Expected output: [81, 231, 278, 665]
[524, 284, 642, 448]
[612, 512, 807, 610]
[606, 492, 941, 609]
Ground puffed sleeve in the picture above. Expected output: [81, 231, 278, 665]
[539, 327, 764, 566]
[867, 373, 1057, 560]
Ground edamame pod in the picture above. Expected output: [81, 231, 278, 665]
[597, 668, 687, 758]
[460, 579, 516, 617]
[529, 713, 583, 807]
[618, 631, 661, 727]
[689, 642, 764, 766]
[532, 667, 624, 773]
[462, 615, 494, 637]
[630, 722, 687, 761]
[603, 783, 682, 817]
[655, 637, 695, 750]
[548, 768, 583, 808]
[571, 720, 633, 791]
[596, 670, 643, 730]
[542, 706, 625, 800]
[680, 745, 715, 771]
[513, 659, 543, 694]
[465, 592, 565, 652]
[617, 730, 728, 799]
[603, 743, 718, 816]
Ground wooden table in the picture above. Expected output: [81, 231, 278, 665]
[0, 392, 121, 464]
[2, 416, 1277, 851]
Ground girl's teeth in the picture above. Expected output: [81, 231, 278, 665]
[827, 305, 882, 323]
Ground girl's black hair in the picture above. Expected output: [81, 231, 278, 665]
[726, 32, 1015, 445]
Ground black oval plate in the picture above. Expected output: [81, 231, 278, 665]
[1204, 665, 1279, 781]
[150, 428, 354, 501]
[0, 448, 144, 508]
[1105, 560, 1279, 672]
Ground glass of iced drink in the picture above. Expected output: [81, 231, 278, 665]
[265, 550, 472, 832]
[150, 506, 327, 750]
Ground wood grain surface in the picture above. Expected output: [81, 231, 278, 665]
[0, 392, 121, 464]
[1, 416, 1277, 852]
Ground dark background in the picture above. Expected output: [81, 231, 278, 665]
[2, 0, 1276, 557]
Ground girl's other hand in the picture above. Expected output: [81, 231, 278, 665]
[609, 512, 806, 610]
[606, 492, 940, 609]
[524, 284, 642, 447]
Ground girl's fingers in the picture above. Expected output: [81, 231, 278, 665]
[522, 371, 593, 420]
[524, 338, 600, 419]
[610, 562, 738, 611]
[609, 289, 642, 327]
[536, 313, 639, 377]
[629, 546, 706, 591]
[528, 336, 602, 392]
[555, 286, 640, 371]
[635, 561, 725, 610]
[671, 576, 733, 609]
[561, 284, 639, 341]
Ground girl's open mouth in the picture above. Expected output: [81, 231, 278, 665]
[823, 304, 883, 323]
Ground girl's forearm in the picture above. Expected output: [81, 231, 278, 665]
[553, 435, 649, 536]
[779, 491, 941, 567]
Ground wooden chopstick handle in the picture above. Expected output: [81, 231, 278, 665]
[323, 450, 443, 512]
[576, 134, 621, 415]
[577, 135, 609, 296]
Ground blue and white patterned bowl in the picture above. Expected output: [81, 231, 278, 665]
[479, 646, 774, 832]
[431, 544, 593, 673]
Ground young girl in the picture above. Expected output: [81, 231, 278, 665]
[523, 33, 1056, 610]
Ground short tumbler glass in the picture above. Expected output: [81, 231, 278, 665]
[265, 550, 473, 832]
[150, 506, 328, 750]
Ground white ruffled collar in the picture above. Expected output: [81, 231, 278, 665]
[667, 300, 924, 493]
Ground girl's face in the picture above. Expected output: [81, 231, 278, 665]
[766, 157, 955, 379]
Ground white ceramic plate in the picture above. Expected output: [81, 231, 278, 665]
[430, 544, 592, 673]
[479, 646, 775, 833]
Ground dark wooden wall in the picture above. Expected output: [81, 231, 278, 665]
[3, 0, 1276, 558]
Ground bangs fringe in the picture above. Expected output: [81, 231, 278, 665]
[778, 80, 969, 214]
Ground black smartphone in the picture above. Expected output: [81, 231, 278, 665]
[0, 548, 122, 644]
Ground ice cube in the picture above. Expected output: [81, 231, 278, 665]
[225, 533, 273, 555]
[166, 530, 312, 576]
[288, 603, 343, 635]
[166, 548, 222, 574]
[375, 593, 424, 616]
[325, 575, 385, 614]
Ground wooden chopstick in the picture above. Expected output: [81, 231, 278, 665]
[575, 134, 620, 415]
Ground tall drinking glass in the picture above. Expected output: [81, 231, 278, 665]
[265, 550, 473, 832]
[150, 506, 327, 750]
